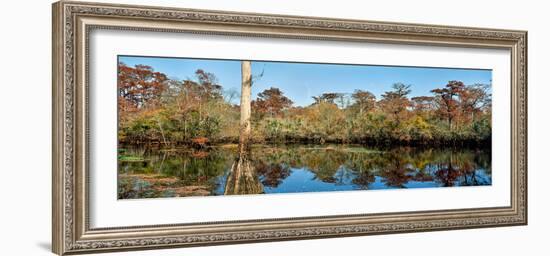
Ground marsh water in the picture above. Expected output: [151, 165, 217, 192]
[118, 144, 491, 199]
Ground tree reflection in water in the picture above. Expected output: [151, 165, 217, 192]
[118, 145, 491, 199]
[224, 153, 263, 195]
[255, 161, 291, 188]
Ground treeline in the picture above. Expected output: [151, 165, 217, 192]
[117, 63, 492, 147]
[118, 63, 240, 145]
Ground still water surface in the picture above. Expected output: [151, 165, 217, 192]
[118, 144, 491, 199]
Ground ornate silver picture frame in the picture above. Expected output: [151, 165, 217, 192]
[52, 1, 527, 255]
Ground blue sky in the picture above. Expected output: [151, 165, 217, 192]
[119, 56, 492, 107]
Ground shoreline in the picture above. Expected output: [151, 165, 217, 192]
[118, 141, 492, 151]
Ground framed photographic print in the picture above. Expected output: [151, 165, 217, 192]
[52, 1, 527, 255]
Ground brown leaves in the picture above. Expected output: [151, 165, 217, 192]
[430, 81, 491, 129]
[117, 62, 168, 111]
[252, 87, 293, 118]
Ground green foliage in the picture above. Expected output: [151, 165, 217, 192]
[118, 66, 239, 144]
[118, 155, 144, 162]
[118, 63, 491, 146]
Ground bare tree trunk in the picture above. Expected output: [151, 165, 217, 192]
[224, 61, 264, 195]
[239, 60, 252, 154]
[156, 117, 168, 145]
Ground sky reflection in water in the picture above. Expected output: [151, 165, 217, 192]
[118, 145, 491, 199]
